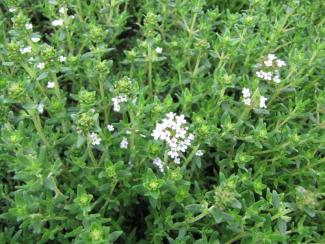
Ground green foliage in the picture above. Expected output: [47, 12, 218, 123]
[0, 0, 324, 243]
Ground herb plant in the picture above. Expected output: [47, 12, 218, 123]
[0, 0, 324, 243]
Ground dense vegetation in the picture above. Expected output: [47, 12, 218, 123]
[0, 0, 324, 243]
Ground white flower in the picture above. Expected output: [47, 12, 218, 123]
[20, 46, 32, 54]
[256, 70, 265, 79]
[107, 124, 114, 132]
[242, 87, 251, 106]
[47, 81, 55, 89]
[260, 96, 267, 109]
[9, 8, 17, 13]
[120, 137, 128, 149]
[174, 158, 180, 164]
[37, 103, 44, 114]
[89, 132, 101, 146]
[152, 113, 194, 164]
[155, 47, 163, 54]
[59, 7, 67, 14]
[243, 97, 251, 106]
[264, 72, 272, 81]
[36, 62, 45, 69]
[153, 157, 165, 173]
[256, 54, 286, 83]
[58, 55, 66, 62]
[264, 59, 273, 67]
[267, 53, 276, 61]
[25, 23, 33, 30]
[52, 19, 64, 26]
[256, 70, 273, 81]
[112, 97, 120, 111]
[276, 59, 286, 67]
[195, 150, 204, 156]
[273, 75, 281, 83]
[112, 94, 128, 112]
[31, 37, 40, 43]
[242, 87, 251, 98]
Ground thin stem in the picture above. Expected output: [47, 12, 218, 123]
[20, 62, 48, 99]
[147, 43, 153, 98]
[183, 144, 200, 168]
[225, 232, 248, 244]
[63, 12, 73, 54]
[177, 69, 183, 89]
[238, 106, 251, 122]
[276, 108, 297, 129]
[129, 108, 136, 153]
[129, 63, 134, 78]
[163, 150, 168, 164]
[107, 0, 115, 25]
[52, 73, 68, 133]
[31, 112, 49, 146]
[173, 205, 214, 228]
[110, 179, 118, 195]
[99, 79, 109, 124]
[191, 51, 201, 90]
[192, 51, 201, 77]
[87, 140, 98, 166]
[77, 42, 86, 56]
[189, 12, 198, 37]
[76, 0, 84, 21]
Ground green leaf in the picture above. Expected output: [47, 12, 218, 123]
[109, 231, 123, 242]
[76, 134, 86, 148]
[36, 72, 48, 81]
[44, 176, 57, 191]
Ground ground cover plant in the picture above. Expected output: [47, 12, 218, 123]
[0, 0, 324, 243]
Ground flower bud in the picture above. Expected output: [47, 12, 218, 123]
[42, 45, 56, 61]
[79, 90, 97, 108]
[8, 83, 26, 101]
[77, 111, 95, 134]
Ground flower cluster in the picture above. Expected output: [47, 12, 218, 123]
[112, 94, 127, 112]
[259, 96, 267, 109]
[58, 55, 66, 62]
[195, 150, 204, 157]
[37, 103, 44, 114]
[89, 132, 101, 146]
[256, 53, 286, 83]
[52, 19, 64, 27]
[241, 53, 286, 108]
[20, 46, 31, 54]
[152, 112, 194, 164]
[120, 137, 128, 149]
[25, 23, 33, 30]
[47, 81, 55, 89]
[37, 62, 45, 69]
[152, 158, 165, 173]
[107, 124, 114, 132]
[31, 37, 40, 43]
[242, 88, 268, 109]
[242, 87, 251, 106]
[155, 47, 163, 54]
[59, 7, 67, 14]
